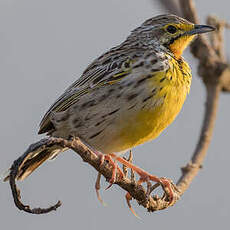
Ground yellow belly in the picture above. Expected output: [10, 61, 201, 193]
[110, 57, 191, 153]
[118, 85, 187, 150]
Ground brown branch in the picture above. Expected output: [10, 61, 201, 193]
[221, 68, 230, 92]
[207, 15, 226, 61]
[177, 83, 221, 192]
[7, 137, 181, 214]
[8, 139, 62, 214]
[205, 15, 230, 92]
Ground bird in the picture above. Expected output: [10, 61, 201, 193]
[3, 14, 215, 206]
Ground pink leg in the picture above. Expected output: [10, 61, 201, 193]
[93, 151, 125, 203]
[93, 151, 125, 180]
[109, 153, 175, 204]
[125, 192, 141, 219]
[95, 173, 107, 206]
[104, 155, 125, 190]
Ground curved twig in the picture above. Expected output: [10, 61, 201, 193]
[9, 139, 62, 214]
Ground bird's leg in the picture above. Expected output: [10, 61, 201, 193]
[105, 156, 117, 189]
[94, 151, 124, 180]
[122, 150, 133, 177]
[93, 151, 124, 203]
[123, 150, 141, 218]
[95, 172, 107, 206]
[92, 151, 105, 204]
[104, 155, 125, 190]
[125, 192, 140, 219]
[109, 153, 175, 204]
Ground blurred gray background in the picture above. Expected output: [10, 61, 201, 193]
[0, 0, 229, 229]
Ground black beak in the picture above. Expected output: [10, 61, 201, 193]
[186, 25, 216, 35]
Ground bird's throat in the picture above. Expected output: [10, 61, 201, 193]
[169, 35, 195, 59]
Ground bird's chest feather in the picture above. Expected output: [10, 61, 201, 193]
[119, 57, 192, 148]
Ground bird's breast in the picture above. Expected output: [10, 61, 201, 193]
[116, 57, 192, 151]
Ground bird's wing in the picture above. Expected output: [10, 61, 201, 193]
[38, 48, 169, 134]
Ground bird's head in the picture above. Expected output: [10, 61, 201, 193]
[129, 14, 215, 59]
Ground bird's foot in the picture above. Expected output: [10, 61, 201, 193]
[109, 153, 177, 205]
[94, 152, 125, 205]
[95, 173, 107, 206]
[104, 155, 124, 189]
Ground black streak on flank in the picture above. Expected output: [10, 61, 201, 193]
[89, 129, 105, 139]
[151, 68, 161, 72]
[127, 93, 138, 101]
[73, 118, 79, 124]
[136, 77, 148, 85]
[134, 77, 148, 88]
[134, 74, 155, 88]
[125, 82, 133, 87]
[95, 119, 106, 127]
[81, 100, 96, 108]
[84, 116, 91, 121]
[56, 113, 70, 123]
[108, 88, 115, 94]
[108, 108, 120, 115]
[102, 108, 120, 118]
[73, 119, 83, 128]
[146, 74, 154, 79]
[152, 88, 157, 94]
[99, 94, 107, 102]
[160, 77, 166, 83]
[128, 104, 137, 110]
[75, 122, 83, 129]
[143, 95, 154, 102]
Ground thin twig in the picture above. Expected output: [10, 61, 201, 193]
[177, 83, 221, 192]
[207, 15, 226, 61]
[9, 139, 62, 214]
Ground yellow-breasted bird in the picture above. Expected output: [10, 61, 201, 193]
[3, 14, 215, 206]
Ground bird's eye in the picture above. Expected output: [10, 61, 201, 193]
[166, 25, 177, 34]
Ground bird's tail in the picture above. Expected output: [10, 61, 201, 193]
[2, 138, 68, 182]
